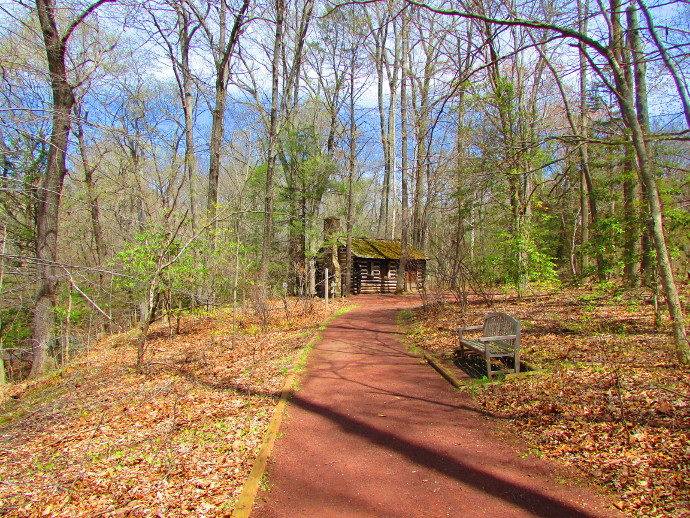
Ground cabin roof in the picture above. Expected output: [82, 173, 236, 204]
[347, 238, 427, 260]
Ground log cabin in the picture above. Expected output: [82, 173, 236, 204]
[318, 234, 428, 297]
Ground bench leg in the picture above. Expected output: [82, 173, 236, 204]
[485, 354, 492, 380]
[514, 351, 521, 374]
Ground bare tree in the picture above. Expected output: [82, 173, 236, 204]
[190, 0, 250, 224]
[259, 0, 285, 287]
[366, 3, 401, 239]
[30, 0, 116, 377]
[396, 9, 410, 294]
[404, 0, 689, 363]
[259, 0, 315, 288]
[146, 0, 204, 231]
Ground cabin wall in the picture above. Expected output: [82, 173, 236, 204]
[317, 248, 426, 297]
[337, 250, 425, 295]
[354, 259, 397, 294]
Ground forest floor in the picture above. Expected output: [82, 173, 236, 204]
[0, 297, 349, 517]
[0, 287, 687, 517]
[405, 286, 689, 518]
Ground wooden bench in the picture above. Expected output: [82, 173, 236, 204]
[454, 312, 521, 380]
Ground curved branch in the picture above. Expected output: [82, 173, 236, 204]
[62, 0, 117, 46]
[218, 0, 251, 75]
[394, 0, 610, 55]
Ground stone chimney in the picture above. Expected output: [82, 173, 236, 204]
[323, 217, 340, 238]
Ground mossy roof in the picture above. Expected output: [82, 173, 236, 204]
[346, 238, 427, 260]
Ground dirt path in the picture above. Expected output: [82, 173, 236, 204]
[251, 295, 620, 517]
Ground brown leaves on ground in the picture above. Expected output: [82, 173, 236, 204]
[0, 297, 348, 517]
[407, 288, 689, 518]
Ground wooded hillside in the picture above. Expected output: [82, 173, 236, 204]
[0, 0, 688, 377]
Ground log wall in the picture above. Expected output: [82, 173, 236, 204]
[317, 250, 426, 296]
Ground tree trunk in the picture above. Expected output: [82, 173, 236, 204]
[135, 281, 160, 374]
[178, 7, 198, 231]
[31, 0, 79, 377]
[0, 226, 6, 384]
[74, 106, 106, 268]
[396, 13, 410, 294]
[576, 0, 598, 279]
[344, 47, 357, 297]
[613, 0, 637, 286]
[205, 0, 249, 226]
[412, 113, 428, 250]
[627, 6, 654, 285]
[579, 23, 606, 281]
[260, 0, 284, 286]
[613, 64, 690, 363]
[207, 9, 229, 223]
[622, 147, 638, 285]
[374, 22, 391, 238]
[29, 0, 125, 376]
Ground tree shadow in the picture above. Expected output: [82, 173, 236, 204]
[288, 394, 610, 518]
[451, 351, 525, 380]
[305, 357, 503, 418]
[452, 353, 489, 379]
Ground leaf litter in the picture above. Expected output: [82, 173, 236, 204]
[407, 288, 689, 518]
[0, 298, 348, 517]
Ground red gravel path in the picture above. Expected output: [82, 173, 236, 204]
[252, 295, 621, 517]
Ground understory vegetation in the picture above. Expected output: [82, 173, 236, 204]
[406, 287, 689, 518]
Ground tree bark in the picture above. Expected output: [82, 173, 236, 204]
[620, 4, 638, 286]
[344, 47, 357, 297]
[31, 0, 115, 377]
[373, 19, 391, 238]
[576, 0, 590, 277]
[622, 149, 638, 285]
[627, 6, 654, 285]
[207, 66, 228, 220]
[177, 4, 199, 231]
[206, 0, 249, 225]
[0, 226, 6, 384]
[409, 25, 434, 251]
[396, 13, 410, 294]
[612, 61, 690, 363]
[260, 0, 285, 286]
[74, 106, 106, 268]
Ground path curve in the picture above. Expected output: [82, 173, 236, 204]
[251, 295, 620, 517]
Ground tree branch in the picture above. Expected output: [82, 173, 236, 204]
[62, 267, 112, 320]
[339, 0, 611, 56]
[62, 0, 117, 46]
[638, 0, 690, 130]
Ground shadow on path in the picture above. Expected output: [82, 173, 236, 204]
[289, 394, 602, 518]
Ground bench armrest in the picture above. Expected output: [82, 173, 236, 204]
[454, 325, 483, 341]
[453, 325, 483, 332]
[478, 334, 518, 342]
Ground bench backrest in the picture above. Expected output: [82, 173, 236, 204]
[483, 312, 521, 348]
